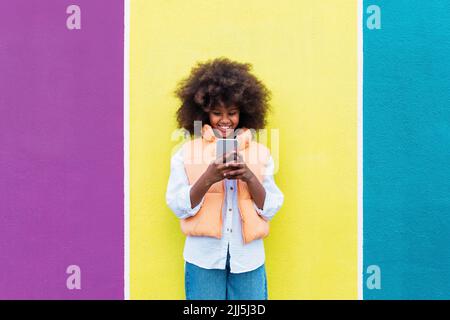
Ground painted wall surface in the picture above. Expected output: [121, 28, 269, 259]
[1, 0, 449, 300]
[363, 0, 450, 299]
[0, 1, 124, 299]
[130, 0, 358, 299]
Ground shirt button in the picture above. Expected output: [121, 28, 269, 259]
[230, 187, 233, 190]
[228, 208, 232, 212]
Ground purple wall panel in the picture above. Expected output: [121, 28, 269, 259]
[0, 1, 124, 299]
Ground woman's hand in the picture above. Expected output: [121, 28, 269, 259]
[222, 153, 256, 183]
[202, 151, 239, 185]
[189, 152, 236, 209]
[225, 152, 266, 210]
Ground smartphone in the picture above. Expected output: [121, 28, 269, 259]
[216, 138, 238, 163]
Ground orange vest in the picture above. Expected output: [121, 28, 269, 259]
[181, 124, 270, 244]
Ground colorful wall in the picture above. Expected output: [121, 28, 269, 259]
[1, 0, 449, 300]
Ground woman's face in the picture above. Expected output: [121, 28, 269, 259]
[209, 104, 240, 138]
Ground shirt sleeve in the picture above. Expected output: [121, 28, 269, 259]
[252, 156, 284, 221]
[165, 146, 205, 219]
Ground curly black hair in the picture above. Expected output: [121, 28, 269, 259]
[174, 57, 271, 135]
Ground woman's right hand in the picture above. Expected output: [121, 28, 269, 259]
[189, 151, 238, 208]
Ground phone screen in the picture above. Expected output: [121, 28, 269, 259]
[216, 139, 238, 163]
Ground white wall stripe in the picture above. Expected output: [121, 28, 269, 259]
[357, 0, 364, 301]
[124, 0, 130, 301]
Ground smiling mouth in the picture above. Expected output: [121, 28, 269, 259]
[216, 125, 234, 137]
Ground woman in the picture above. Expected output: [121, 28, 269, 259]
[166, 57, 284, 300]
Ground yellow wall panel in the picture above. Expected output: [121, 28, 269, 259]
[130, 0, 358, 299]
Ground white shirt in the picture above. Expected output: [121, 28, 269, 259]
[166, 146, 284, 273]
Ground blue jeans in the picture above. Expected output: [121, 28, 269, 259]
[184, 249, 268, 300]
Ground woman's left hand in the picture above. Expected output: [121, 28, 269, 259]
[223, 153, 256, 183]
[225, 152, 266, 210]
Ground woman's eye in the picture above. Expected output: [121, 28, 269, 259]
[213, 112, 221, 116]
[229, 112, 236, 116]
